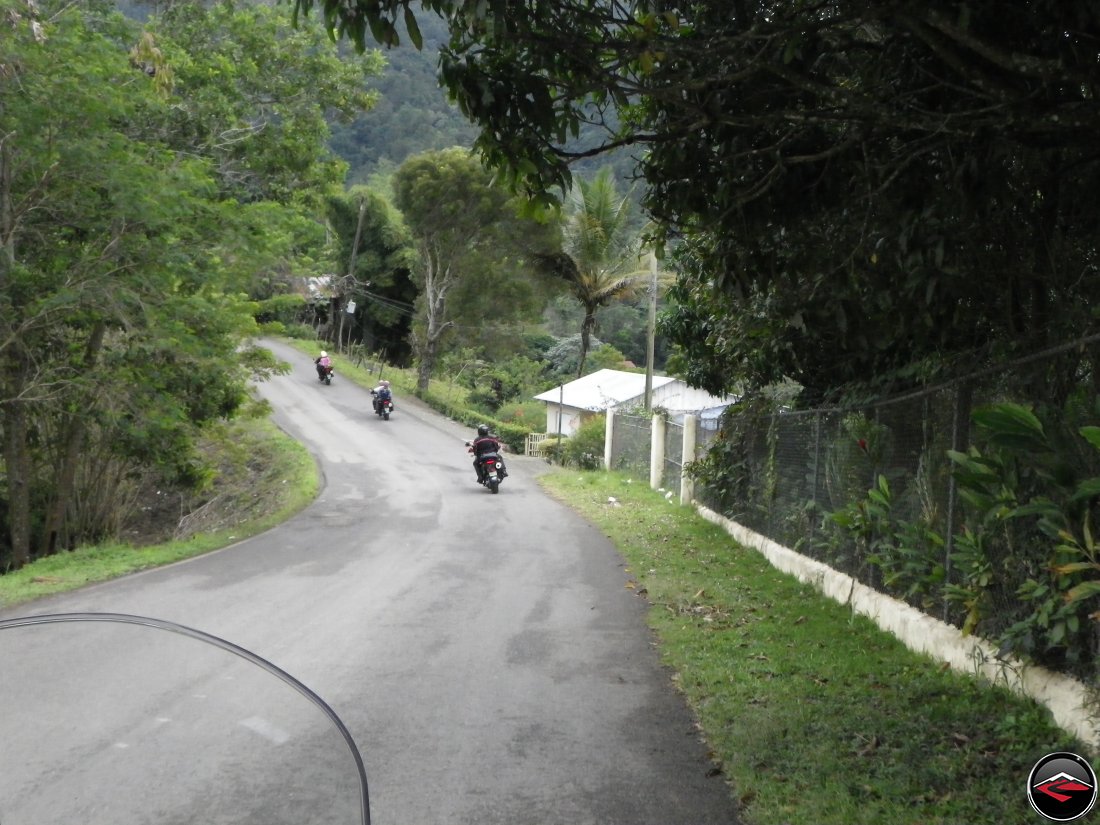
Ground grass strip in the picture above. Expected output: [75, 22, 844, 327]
[541, 469, 1087, 825]
[0, 416, 317, 610]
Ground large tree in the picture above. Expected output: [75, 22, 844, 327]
[326, 186, 418, 363]
[392, 148, 556, 390]
[293, 0, 1100, 402]
[0, 0, 377, 568]
[0, 0, 252, 566]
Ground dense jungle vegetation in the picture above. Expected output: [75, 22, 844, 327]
[4, 0, 1100, 688]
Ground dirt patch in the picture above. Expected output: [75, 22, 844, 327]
[118, 421, 304, 547]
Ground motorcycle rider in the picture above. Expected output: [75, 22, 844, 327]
[314, 350, 332, 381]
[469, 423, 508, 482]
[370, 379, 393, 413]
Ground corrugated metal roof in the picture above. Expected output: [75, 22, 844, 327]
[534, 369, 677, 410]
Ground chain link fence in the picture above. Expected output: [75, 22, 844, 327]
[663, 419, 684, 499]
[609, 413, 651, 477]
[607, 337, 1100, 683]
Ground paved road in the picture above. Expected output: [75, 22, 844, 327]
[0, 338, 740, 825]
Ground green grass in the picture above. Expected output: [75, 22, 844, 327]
[541, 469, 1087, 825]
[0, 415, 317, 610]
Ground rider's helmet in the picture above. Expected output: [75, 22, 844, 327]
[380, 380, 390, 388]
[477, 424, 490, 437]
[321, 351, 328, 358]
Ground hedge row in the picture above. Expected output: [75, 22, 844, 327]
[416, 385, 532, 453]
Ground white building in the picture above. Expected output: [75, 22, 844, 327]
[534, 369, 736, 437]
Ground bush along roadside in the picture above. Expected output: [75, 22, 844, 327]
[0, 413, 318, 609]
[540, 469, 1089, 825]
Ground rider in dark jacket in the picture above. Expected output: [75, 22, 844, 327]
[470, 424, 508, 482]
[370, 379, 392, 413]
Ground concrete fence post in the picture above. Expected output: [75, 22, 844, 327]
[604, 408, 615, 470]
[650, 413, 665, 490]
[681, 414, 698, 505]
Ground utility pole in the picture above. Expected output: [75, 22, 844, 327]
[644, 251, 657, 412]
[338, 196, 368, 354]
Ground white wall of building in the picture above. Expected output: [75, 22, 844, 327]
[544, 404, 587, 437]
[650, 383, 735, 413]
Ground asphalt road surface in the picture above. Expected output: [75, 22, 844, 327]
[0, 338, 741, 825]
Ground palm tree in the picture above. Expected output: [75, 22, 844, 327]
[547, 168, 647, 377]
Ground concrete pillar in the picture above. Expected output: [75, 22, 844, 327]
[604, 408, 615, 470]
[681, 414, 698, 505]
[650, 413, 665, 490]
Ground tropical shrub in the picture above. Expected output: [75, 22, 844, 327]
[497, 401, 544, 429]
[944, 403, 1100, 674]
[561, 415, 606, 469]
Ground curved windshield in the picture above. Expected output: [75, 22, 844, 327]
[0, 613, 370, 825]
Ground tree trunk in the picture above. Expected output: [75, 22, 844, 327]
[0, 136, 31, 569]
[417, 320, 453, 392]
[577, 305, 597, 378]
[2, 352, 32, 569]
[39, 321, 107, 556]
[417, 337, 435, 392]
[0, 136, 12, 272]
[415, 239, 454, 392]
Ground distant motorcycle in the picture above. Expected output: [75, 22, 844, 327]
[317, 364, 335, 386]
[371, 387, 394, 420]
[466, 441, 506, 493]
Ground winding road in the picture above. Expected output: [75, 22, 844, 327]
[0, 338, 740, 825]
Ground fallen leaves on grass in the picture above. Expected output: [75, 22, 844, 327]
[854, 733, 881, 756]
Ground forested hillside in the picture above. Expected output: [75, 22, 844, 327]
[328, 10, 477, 184]
[327, 7, 639, 189]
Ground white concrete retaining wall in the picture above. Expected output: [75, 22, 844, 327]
[696, 505, 1100, 749]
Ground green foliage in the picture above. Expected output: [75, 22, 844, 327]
[822, 413, 893, 511]
[496, 400, 544, 429]
[687, 397, 775, 521]
[519, 330, 557, 359]
[148, 1, 383, 206]
[325, 187, 417, 362]
[826, 401, 1100, 676]
[586, 344, 632, 373]
[540, 167, 647, 377]
[829, 475, 946, 610]
[0, 414, 318, 602]
[255, 294, 308, 325]
[560, 415, 606, 470]
[542, 334, 599, 377]
[414, 384, 530, 452]
[280, 322, 319, 340]
[942, 403, 1100, 672]
[392, 147, 560, 389]
[541, 335, 630, 380]
[0, 0, 361, 567]
[328, 7, 478, 183]
[305, 0, 1100, 404]
[445, 352, 548, 414]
